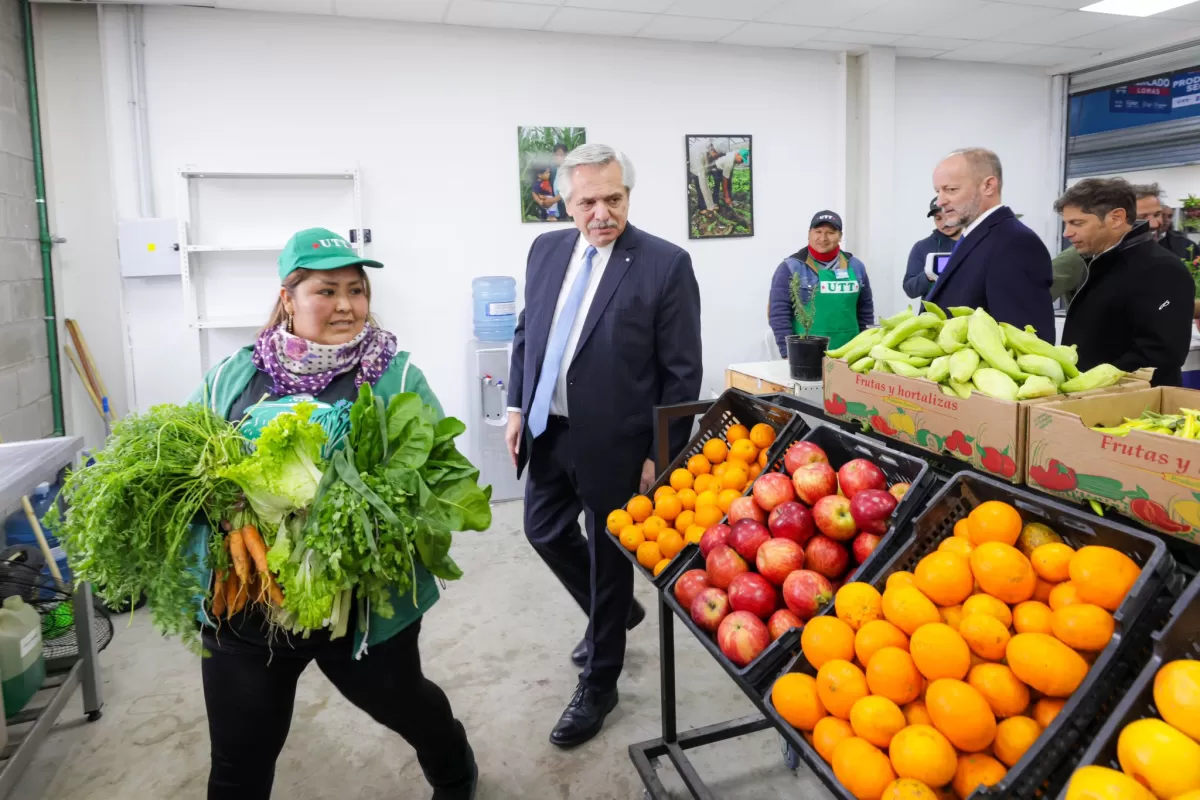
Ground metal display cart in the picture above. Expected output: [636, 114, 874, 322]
[0, 437, 103, 797]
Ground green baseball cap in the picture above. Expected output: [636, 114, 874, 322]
[277, 227, 382, 282]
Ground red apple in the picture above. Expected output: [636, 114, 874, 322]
[782, 569, 834, 620]
[705, 545, 748, 590]
[768, 609, 804, 641]
[792, 462, 837, 505]
[674, 569, 711, 609]
[850, 489, 898, 535]
[838, 458, 888, 498]
[852, 532, 881, 564]
[768, 502, 815, 546]
[752, 472, 795, 513]
[813, 495, 857, 541]
[756, 538, 806, 586]
[717, 611, 771, 666]
[728, 495, 767, 525]
[784, 441, 829, 475]
[729, 519, 771, 563]
[806, 535, 851, 579]
[699, 524, 732, 558]
[888, 482, 911, 502]
[728, 572, 778, 620]
[690, 587, 730, 633]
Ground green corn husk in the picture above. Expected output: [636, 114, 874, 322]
[972, 367, 1019, 401]
[897, 337, 946, 359]
[1016, 354, 1066, 386]
[936, 316, 969, 355]
[949, 348, 980, 384]
[968, 310, 1025, 380]
[926, 355, 951, 384]
[1017, 375, 1059, 400]
[1060, 364, 1125, 394]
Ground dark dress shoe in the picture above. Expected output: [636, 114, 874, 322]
[570, 599, 646, 666]
[549, 683, 619, 748]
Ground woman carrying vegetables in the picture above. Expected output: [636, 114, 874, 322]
[190, 228, 476, 799]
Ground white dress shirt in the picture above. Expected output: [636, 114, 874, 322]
[962, 203, 1004, 240]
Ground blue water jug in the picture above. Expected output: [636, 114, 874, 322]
[4, 482, 71, 595]
[472, 276, 517, 342]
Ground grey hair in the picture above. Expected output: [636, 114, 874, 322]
[947, 147, 1004, 190]
[556, 144, 636, 202]
[1130, 182, 1162, 201]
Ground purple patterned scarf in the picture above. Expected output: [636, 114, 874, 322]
[252, 323, 398, 397]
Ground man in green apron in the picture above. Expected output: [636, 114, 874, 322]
[769, 210, 875, 356]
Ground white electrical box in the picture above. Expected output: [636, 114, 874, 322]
[118, 218, 180, 277]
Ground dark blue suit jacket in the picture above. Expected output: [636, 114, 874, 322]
[925, 206, 1055, 341]
[507, 224, 703, 512]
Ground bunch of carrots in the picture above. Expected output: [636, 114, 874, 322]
[210, 522, 284, 619]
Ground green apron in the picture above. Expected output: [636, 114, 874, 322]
[795, 252, 860, 351]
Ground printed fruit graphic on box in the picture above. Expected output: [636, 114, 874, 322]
[770, 499, 1142, 800]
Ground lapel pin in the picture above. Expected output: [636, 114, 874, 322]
[625, 257, 630, 262]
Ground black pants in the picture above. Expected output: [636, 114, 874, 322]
[524, 417, 634, 691]
[202, 618, 473, 799]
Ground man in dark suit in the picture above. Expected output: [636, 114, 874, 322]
[505, 144, 703, 747]
[926, 148, 1056, 340]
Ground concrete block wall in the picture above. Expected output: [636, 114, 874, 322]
[0, 0, 50, 443]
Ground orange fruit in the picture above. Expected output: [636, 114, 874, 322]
[720, 466, 747, 492]
[1012, 601, 1053, 635]
[684, 525, 707, 544]
[940, 604, 965, 631]
[967, 500, 1022, 547]
[833, 737, 896, 800]
[747, 463, 762, 481]
[817, 659, 870, 719]
[802, 616, 857, 670]
[939, 537, 974, 559]
[693, 474, 717, 494]
[1069, 546, 1140, 611]
[1033, 578, 1055, 604]
[712, 462, 730, 479]
[702, 438, 728, 464]
[994, 716, 1041, 767]
[1065, 766, 1156, 800]
[813, 716, 855, 764]
[1006, 632, 1089, 698]
[952, 753, 1007, 799]
[655, 494, 683, 522]
[850, 695, 906, 748]
[695, 489, 718, 508]
[730, 438, 759, 464]
[687, 454, 712, 476]
[758, 448, 769, 469]
[954, 519, 971, 540]
[657, 529, 684, 559]
[674, 509, 696, 533]
[618, 525, 645, 552]
[717, 488, 742, 514]
[670, 468, 694, 492]
[607, 509, 633, 535]
[654, 485, 676, 502]
[889, 724, 958, 788]
[642, 516, 666, 540]
[836, 583, 884, 631]
[881, 778, 939, 800]
[771, 672, 826, 730]
[636, 541, 662, 570]
[652, 559, 671, 577]
[750, 423, 776, 450]
[925, 678, 997, 752]
[915, 551, 974, 607]
[855, 619, 910, 666]
[1051, 603, 1114, 651]
[676, 489, 697, 512]
[866, 646, 923, 705]
[887, 571, 916, 592]
[627, 495, 653, 523]
[958, 613, 1011, 662]
[1049, 581, 1082, 611]
[903, 700, 933, 726]
[1030, 543, 1075, 583]
[1032, 697, 1065, 729]
[1154, 659, 1200, 741]
[910, 623, 971, 681]
[969, 542, 1036, 604]
[968, 663, 1030, 718]
[962, 594, 1013, 628]
[1116, 718, 1200, 799]
[882, 585, 941, 635]
[726, 424, 750, 443]
[694, 505, 724, 528]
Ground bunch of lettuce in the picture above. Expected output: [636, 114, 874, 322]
[268, 385, 491, 637]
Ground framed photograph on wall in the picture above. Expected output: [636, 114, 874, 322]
[517, 126, 586, 223]
[685, 135, 753, 239]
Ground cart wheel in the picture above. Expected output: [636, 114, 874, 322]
[780, 736, 800, 770]
[87, 710, 102, 722]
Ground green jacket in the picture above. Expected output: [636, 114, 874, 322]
[188, 346, 442, 658]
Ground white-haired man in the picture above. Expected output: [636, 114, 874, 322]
[505, 144, 703, 747]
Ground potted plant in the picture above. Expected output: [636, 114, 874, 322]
[785, 275, 827, 381]
[1183, 195, 1200, 233]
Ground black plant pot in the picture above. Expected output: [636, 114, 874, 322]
[787, 335, 829, 381]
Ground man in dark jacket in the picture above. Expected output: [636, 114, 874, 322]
[926, 148, 1055, 340]
[1161, 206, 1197, 262]
[903, 198, 962, 299]
[1058, 178, 1193, 387]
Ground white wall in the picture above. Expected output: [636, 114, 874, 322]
[1081, 165, 1200, 211]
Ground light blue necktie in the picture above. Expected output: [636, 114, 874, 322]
[528, 245, 597, 438]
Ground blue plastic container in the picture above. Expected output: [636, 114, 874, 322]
[4, 483, 71, 593]
[472, 276, 517, 341]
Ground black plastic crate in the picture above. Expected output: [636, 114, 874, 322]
[612, 389, 805, 588]
[1054, 573, 1200, 799]
[762, 471, 1178, 800]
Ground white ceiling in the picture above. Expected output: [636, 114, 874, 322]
[141, 0, 1200, 68]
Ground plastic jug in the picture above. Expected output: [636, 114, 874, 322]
[0, 596, 44, 717]
[3, 482, 71, 595]
[472, 276, 517, 341]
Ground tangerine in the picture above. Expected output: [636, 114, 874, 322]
[618, 525, 645, 552]
[1006, 632, 1089, 698]
[1030, 542, 1075, 583]
[653, 485, 677, 502]
[726, 424, 750, 443]
[636, 541, 662, 570]
[1032, 697, 1065, 729]
[1064, 766, 1155, 800]
[1048, 581, 1082, 611]
[993, 716, 1041, 767]
[657, 529, 684, 559]
[953, 519, 971, 539]
[695, 489, 719, 508]
[940, 604, 965, 631]
[607, 509, 633, 535]
[652, 559, 671, 577]
[750, 423, 776, 449]
[836, 582, 884, 631]
[676, 489, 697, 512]
[938, 537, 974, 559]
[813, 716, 855, 764]
[887, 571, 917, 592]
[642, 516, 666, 540]
[627, 495, 653, 523]
[655, 494, 683, 522]
[730, 438, 759, 464]
[702, 438, 728, 464]
[720, 466, 748, 492]
[969, 542, 1037, 604]
[802, 616, 857, 670]
[952, 753, 1006, 799]
[694, 505, 724, 528]
[910, 623, 971, 681]
[866, 646, 923, 705]
[889, 724, 958, 788]
[1069, 546, 1140, 611]
[717, 489, 742, 514]
[903, 700, 934, 726]
[670, 468, 694, 491]
[833, 737, 896, 800]
[684, 525, 707, 544]
[962, 594, 1013, 628]
[687, 454, 712, 475]
[817, 659, 870, 719]
[850, 695, 906, 748]
[747, 463, 762, 481]
[771, 673, 826, 730]
[1154, 659, 1200, 741]
[882, 585, 941, 635]
[881, 778, 939, 800]
[674, 509, 696, 533]
[967, 500, 1023, 546]
[693, 474, 717, 494]
[967, 663, 1030, 719]
[915, 551, 974, 606]
[1033, 578, 1055, 604]
[925, 678, 997, 752]
[1050, 603, 1114, 651]
[758, 448, 769, 469]
[712, 462, 730, 479]
[1116, 718, 1200, 799]
[958, 613, 1011, 662]
[855, 619, 910, 665]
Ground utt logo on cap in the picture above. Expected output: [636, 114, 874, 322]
[314, 238, 353, 249]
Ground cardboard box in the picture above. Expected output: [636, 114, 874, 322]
[1027, 386, 1200, 543]
[821, 358, 1148, 485]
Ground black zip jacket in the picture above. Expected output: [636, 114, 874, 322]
[1062, 221, 1194, 387]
